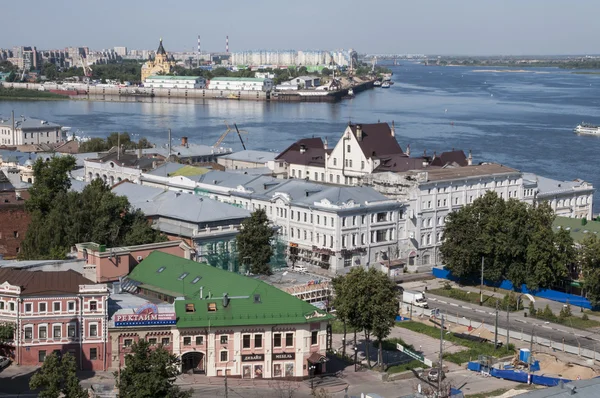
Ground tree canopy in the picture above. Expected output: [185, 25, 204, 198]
[0, 322, 14, 343]
[21, 156, 166, 259]
[236, 209, 274, 275]
[79, 132, 153, 153]
[30, 352, 87, 398]
[333, 267, 397, 368]
[440, 191, 574, 290]
[115, 339, 192, 398]
[578, 236, 600, 306]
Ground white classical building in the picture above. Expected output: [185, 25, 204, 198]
[207, 77, 273, 92]
[144, 75, 206, 89]
[0, 116, 65, 146]
[84, 151, 158, 185]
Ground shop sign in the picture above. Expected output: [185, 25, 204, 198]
[114, 302, 176, 327]
[241, 354, 264, 362]
[272, 352, 295, 360]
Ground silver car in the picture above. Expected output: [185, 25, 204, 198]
[0, 356, 10, 369]
[427, 368, 444, 382]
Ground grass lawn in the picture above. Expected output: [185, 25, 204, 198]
[531, 313, 600, 330]
[376, 337, 415, 352]
[0, 87, 67, 100]
[329, 319, 357, 334]
[386, 359, 424, 374]
[429, 287, 522, 312]
[396, 321, 515, 365]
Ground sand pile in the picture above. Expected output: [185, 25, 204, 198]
[535, 353, 598, 380]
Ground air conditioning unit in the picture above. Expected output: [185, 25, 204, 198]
[137, 256, 143, 261]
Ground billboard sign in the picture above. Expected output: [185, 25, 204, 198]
[114, 302, 176, 327]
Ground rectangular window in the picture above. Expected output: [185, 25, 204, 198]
[347, 144, 351, 153]
[321, 173, 324, 181]
[162, 338, 170, 346]
[329, 174, 333, 182]
[195, 336, 203, 345]
[183, 337, 191, 346]
[25, 303, 32, 312]
[68, 324, 76, 338]
[53, 302, 60, 312]
[333, 158, 337, 166]
[90, 324, 98, 337]
[68, 302, 75, 311]
[349, 159, 353, 168]
[53, 325, 61, 338]
[220, 335, 228, 345]
[274, 333, 282, 347]
[285, 332, 294, 347]
[89, 301, 97, 311]
[148, 338, 157, 345]
[39, 326, 47, 339]
[254, 334, 262, 348]
[90, 348, 97, 360]
[39, 350, 47, 362]
[311, 331, 318, 345]
[24, 326, 32, 339]
[361, 161, 365, 170]
[39, 302, 47, 312]
[220, 351, 228, 362]
[314, 172, 318, 180]
[124, 339, 132, 347]
[336, 175, 340, 184]
[243, 334, 251, 348]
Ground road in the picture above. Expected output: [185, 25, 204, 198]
[425, 293, 600, 351]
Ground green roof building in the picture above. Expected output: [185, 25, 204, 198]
[117, 251, 332, 378]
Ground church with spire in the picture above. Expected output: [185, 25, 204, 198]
[141, 38, 176, 82]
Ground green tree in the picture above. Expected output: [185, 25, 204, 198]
[30, 352, 86, 398]
[321, 67, 331, 76]
[6, 71, 16, 82]
[333, 268, 397, 369]
[236, 209, 274, 275]
[579, 235, 600, 306]
[0, 322, 14, 343]
[79, 137, 109, 153]
[43, 63, 58, 80]
[115, 340, 192, 398]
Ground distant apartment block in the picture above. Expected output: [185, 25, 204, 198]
[0, 116, 65, 146]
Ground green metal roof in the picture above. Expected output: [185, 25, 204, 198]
[146, 75, 203, 80]
[553, 216, 600, 244]
[127, 252, 332, 328]
[210, 77, 268, 82]
[168, 165, 210, 177]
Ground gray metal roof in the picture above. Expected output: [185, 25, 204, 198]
[523, 172, 595, 197]
[0, 116, 62, 130]
[113, 182, 250, 224]
[69, 178, 89, 193]
[516, 378, 600, 397]
[0, 258, 86, 273]
[294, 186, 392, 207]
[141, 143, 230, 158]
[219, 150, 277, 163]
[144, 162, 185, 176]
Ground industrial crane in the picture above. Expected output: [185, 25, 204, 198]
[213, 121, 248, 150]
[80, 57, 93, 78]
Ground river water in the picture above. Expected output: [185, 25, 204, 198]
[1, 63, 600, 209]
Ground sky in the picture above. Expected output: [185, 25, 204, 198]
[1, 0, 598, 55]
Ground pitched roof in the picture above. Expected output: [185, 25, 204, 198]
[429, 150, 468, 167]
[275, 137, 329, 167]
[423, 164, 519, 182]
[349, 123, 404, 158]
[0, 268, 94, 296]
[125, 252, 332, 328]
[374, 154, 429, 173]
[0, 117, 61, 130]
[86, 152, 156, 170]
[220, 150, 277, 163]
[0, 170, 13, 191]
[553, 217, 600, 244]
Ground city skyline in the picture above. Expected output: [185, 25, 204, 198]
[1, 0, 599, 55]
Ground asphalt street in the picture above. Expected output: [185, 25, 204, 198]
[425, 293, 600, 351]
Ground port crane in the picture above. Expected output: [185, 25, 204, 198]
[213, 121, 248, 149]
[80, 58, 93, 78]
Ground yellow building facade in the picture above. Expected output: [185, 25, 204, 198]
[141, 39, 176, 82]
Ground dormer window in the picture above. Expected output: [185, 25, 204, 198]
[185, 304, 195, 313]
[110, 162, 115, 168]
[208, 303, 217, 312]
[254, 294, 261, 304]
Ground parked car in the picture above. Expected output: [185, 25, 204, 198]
[293, 265, 308, 273]
[427, 368, 445, 382]
[0, 356, 11, 369]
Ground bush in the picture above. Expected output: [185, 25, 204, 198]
[501, 292, 518, 311]
[542, 304, 555, 320]
[529, 301, 536, 316]
[443, 281, 453, 290]
[559, 303, 572, 319]
[582, 313, 589, 321]
[582, 218, 588, 226]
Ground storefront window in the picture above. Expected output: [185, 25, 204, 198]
[285, 363, 294, 377]
[274, 363, 282, 377]
[254, 364, 263, 378]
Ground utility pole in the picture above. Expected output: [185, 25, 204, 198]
[168, 128, 172, 162]
[438, 315, 444, 397]
[480, 257, 485, 306]
[494, 300, 499, 348]
[224, 365, 228, 398]
[506, 301, 510, 350]
[528, 328, 534, 384]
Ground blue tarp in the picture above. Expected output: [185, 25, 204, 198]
[432, 268, 592, 309]
[490, 368, 529, 383]
[531, 374, 571, 387]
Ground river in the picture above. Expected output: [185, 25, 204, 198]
[1, 63, 600, 210]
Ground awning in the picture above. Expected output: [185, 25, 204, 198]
[307, 352, 328, 364]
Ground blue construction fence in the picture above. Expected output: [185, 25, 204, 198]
[467, 362, 571, 387]
[432, 267, 592, 309]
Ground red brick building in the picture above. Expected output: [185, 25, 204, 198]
[0, 170, 30, 259]
[0, 268, 109, 370]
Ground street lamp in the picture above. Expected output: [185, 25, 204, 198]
[354, 346, 358, 372]
[309, 364, 316, 393]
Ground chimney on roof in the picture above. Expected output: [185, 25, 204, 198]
[406, 144, 410, 156]
[433, 151, 437, 159]
[468, 149, 473, 166]
[356, 124, 363, 142]
[391, 120, 395, 137]
[181, 136, 188, 147]
[422, 150, 429, 168]
[300, 144, 306, 154]
[323, 138, 328, 150]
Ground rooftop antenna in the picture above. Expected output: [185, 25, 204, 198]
[197, 35, 201, 67]
[226, 35, 229, 53]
